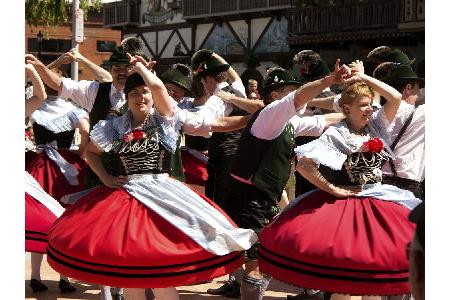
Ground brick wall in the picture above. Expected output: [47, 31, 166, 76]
[25, 15, 121, 81]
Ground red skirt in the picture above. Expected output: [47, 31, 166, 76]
[181, 149, 208, 186]
[25, 149, 87, 204]
[25, 193, 58, 254]
[258, 190, 415, 296]
[47, 186, 244, 288]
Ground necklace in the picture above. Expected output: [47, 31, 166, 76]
[345, 120, 367, 136]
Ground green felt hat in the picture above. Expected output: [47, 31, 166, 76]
[374, 62, 424, 88]
[385, 48, 415, 66]
[260, 68, 301, 97]
[193, 56, 230, 78]
[107, 46, 131, 65]
[161, 68, 191, 91]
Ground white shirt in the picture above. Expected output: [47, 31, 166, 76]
[60, 78, 126, 113]
[175, 81, 246, 138]
[251, 91, 322, 140]
[382, 102, 425, 182]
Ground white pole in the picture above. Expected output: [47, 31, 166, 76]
[71, 0, 80, 81]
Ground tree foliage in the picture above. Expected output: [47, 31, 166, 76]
[25, 0, 102, 28]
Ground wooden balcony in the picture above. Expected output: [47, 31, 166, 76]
[287, 0, 424, 44]
[103, 0, 140, 28]
[183, 0, 293, 19]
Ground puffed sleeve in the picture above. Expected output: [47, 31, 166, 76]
[90, 119, 118, 152]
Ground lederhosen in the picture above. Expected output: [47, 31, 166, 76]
[169, 136, 186, 182]
[382, 108, 424, 199]
[205, 85, 247, 208]
[222, 109, 295, 259]
[86, 82, 126, 187]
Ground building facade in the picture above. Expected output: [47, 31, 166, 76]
[103, 0, 424, 81]
[26, 10, 121, 80]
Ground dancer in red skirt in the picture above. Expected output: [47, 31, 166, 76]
[25, 63, 77, 294]
[25, 59, 90, 204]
[46, 59, 257, 300]
[258, 68, 421, 298]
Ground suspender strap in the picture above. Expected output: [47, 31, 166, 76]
[381, 107, 417, 176]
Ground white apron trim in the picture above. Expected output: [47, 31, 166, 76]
[25, 171, 65, 217]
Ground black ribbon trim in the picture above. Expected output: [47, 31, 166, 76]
[48, 243, 241, 270]
[25, 230, 48, 236]
[26, 236, 48, 243]
[259, 245, 409, 274]
[47, 248, 242, 278]
[258, 251, 408, 283]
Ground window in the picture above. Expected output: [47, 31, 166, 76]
[27, 38, 71, 53]
[97, 40, 117, 52]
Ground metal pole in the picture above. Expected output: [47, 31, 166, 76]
[71, 0, 80, 81]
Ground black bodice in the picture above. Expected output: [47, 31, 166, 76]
[116, 133, 172, 176]
[320, 151, 389, 186]
[32, 123, 75, 149]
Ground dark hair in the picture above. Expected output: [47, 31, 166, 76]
[124, 73, 146, 98]
[209, 71, 227, 83]
[190, 78, 205, 99]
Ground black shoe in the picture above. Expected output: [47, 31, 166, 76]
[58, 279, 77, 293]
[112, 293, 125, 300]
[287, 291, 324, 300]
[29, 279, 48, 293]
[223, 281, 241, 298]
[207, 281, 233, 295]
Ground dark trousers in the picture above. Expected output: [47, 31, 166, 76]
[205, 156, 234, 208]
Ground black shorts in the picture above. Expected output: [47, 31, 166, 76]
[222, 176, 280, 260]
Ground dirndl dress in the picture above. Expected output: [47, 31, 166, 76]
[258, 119, 422, 296]
[25, 99, 88, 203]
[47, 111, 257, 288]
[181, 147, 208, 186]
[25, 171, 65, 253]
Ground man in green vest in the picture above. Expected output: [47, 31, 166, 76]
[218, 65, 347, 300]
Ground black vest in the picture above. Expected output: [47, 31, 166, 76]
[231, 109, 295, 201]
[208, 85, 248, 161]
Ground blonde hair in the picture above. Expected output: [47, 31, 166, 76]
[248, 79, 257, 85]
[339, 82, 374, 111]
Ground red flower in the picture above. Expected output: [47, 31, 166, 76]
[132, 130, 146, 140]
[363, 138, 384, 153]
[25, 130, 30, 139]
[123, 133, 133, 142]
[123, 130, 147, 142]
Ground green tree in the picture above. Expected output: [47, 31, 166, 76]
[25, 0, 102, 28]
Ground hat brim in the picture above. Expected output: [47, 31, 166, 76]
[194, 64, 230, 78]
[391, 77, 425, 88]
[260, 81, 301, 97]
[109, 60, 131, 66]
[163, 78, 190, 92]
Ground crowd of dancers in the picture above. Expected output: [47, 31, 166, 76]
[25, 37, 425, 300]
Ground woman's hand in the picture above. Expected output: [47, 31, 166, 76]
[349, 60, 365, 75]
[100, 174, 128, 189]
[127, 53, 157, 70]
[330, 186, 359, 198]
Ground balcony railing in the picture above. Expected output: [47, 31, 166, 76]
[183, 0, 293, 19]
[288, 0, 403, 36]
[103, 0, 140, 28]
